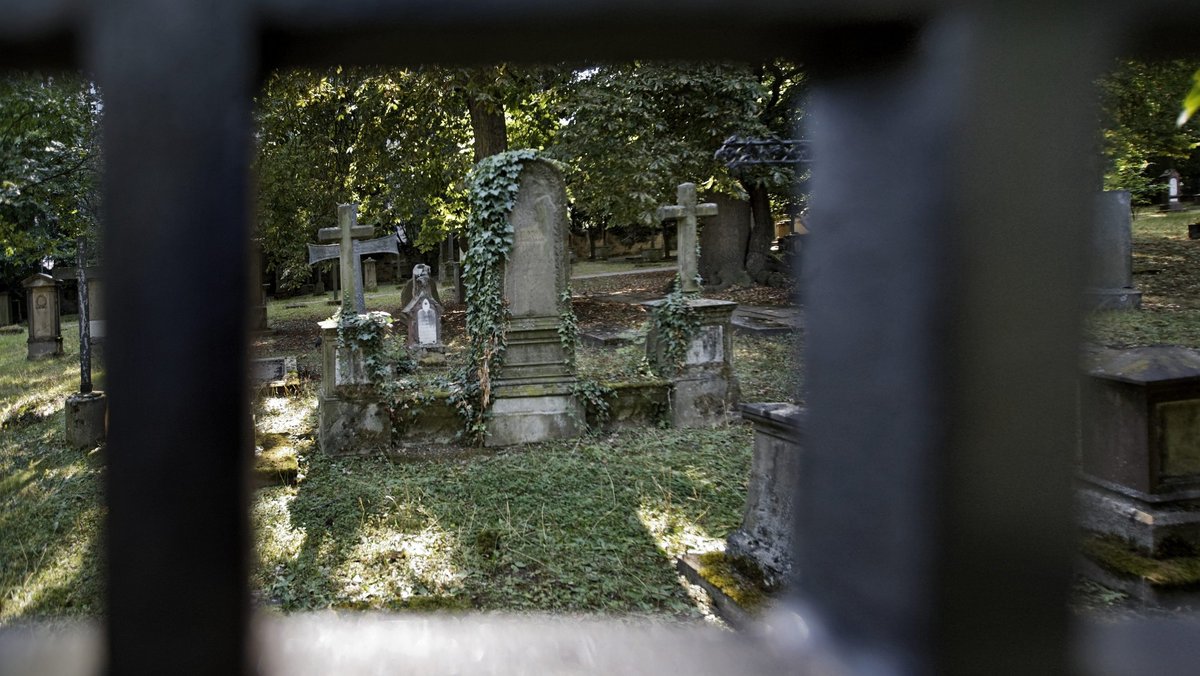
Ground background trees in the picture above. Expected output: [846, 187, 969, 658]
[1099, 59, 1200, 205]
[0, 73, 101, 286]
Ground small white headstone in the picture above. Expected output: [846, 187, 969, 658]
[417, 299, 437, 345]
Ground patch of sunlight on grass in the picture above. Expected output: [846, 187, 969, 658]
[252, 486, 306, 562]
[255, 390, 318, 436]
[637, 502, 725, 559]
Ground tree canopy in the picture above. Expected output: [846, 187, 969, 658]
[0, 72, 101, 285]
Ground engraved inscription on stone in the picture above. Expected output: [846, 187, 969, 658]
[1159, 399, 1200, 478]
[685, 325, 724, 365]
[417, 299, 437, 345]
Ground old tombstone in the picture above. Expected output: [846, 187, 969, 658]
[312, 266, 325, 296]
[438, 235, 463, 304]
[316, 316, 393, 455]
[1085, 190, 1142, 310]
[482, 159, 582, 446]
[656, 183, 717, 294]
[644, 182, 740, 428]
[249, 240, 269, 331]
[403, 293, 445, 359]
[1163, 168, 1184, 211]
[362, 257, 378, 292]
[400, 263, 441, 308]
[725, 403, 805, 588]
[306, 204, 397, 314]
[698, 194, 753, 291]
[64, 238, 107, 449]
[22, 273, 63, 360]
[0, 291, 9, 326]
[1076, 346, 1200, 604]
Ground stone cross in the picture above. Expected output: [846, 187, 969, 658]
[657, 183, 717, 294]
[307, 203, 398, 314]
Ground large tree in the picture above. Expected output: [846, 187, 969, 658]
[254, 67, 473, 291]
[1099, 59, 1200, 205]
[0, 72, 102, 286]
[550, 60, 805, 288]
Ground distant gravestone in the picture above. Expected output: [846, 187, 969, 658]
[363, 257, 378, 292]
[401, 263, 441, 308]
[0, 291, 10, 326]
[404, 293, 444, 353]
[698, 194, 752, 291]
[22, 273, 63, 360]
[1164, 169, 1184, 211]
[307, 204, 397, 313]
[1085, 190, 1141, 310]
[482, 159, 581, 446]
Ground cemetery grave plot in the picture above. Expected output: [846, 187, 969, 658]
[13, 205, 1200, 626]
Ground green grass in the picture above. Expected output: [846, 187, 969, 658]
[2, 299, 800, 624]
[252, 426, 751, 616]
[1, 318, 105, 624]
[1086, 207, 1200, 347]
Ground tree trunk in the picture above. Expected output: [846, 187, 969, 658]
[744, 181, 775, 284]
[467, 95, 508, 163]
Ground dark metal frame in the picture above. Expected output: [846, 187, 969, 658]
[3, 1, 1200, 674]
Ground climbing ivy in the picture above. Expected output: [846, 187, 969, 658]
[649, 275, 699, 377]
[334, 306, 415, 391]
[456, 148, 540, 439]
[558, 286, 579, 366]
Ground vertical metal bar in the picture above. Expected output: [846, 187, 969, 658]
[76, 237, 92, 394]
[796, 9, 1111, 674]
[88, 1, 254, 674]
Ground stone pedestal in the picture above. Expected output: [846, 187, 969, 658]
[726, 403, 805, 588]
[1084, 190, 1141, 310]
[1077, 346, 1200, 554]
[316, 319, 392, 455]
[65, 391, 108, 449]
[643, 297, 740, 428]
[22, 273, 63, 360]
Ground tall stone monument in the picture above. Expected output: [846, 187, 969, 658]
[644, 182, 740, 427]
[1085, 190, 1141, 310]
[22, 273, 63, 360]
[483, 159, 582, 446]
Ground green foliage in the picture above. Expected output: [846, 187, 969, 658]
[549, 62, 775, 233]
[0, 73, 101, 284]
[456, 149, 537, 438]
[569, 378, 615, 433]
[254, 67, 474, 291]
[648, 277, 700, 377]
[1099, 59, 1200, 204]
[1179, 68, 1200, 126]
[334, 308, 414, 390]
[557, 287, 578, 365]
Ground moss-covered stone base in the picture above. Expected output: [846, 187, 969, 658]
[255, 433, 299, 487]
[676, 550, 775, 628]
[1079, 534, 1200, 609]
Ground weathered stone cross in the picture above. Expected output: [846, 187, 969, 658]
[307, 203, 398, 314]
[656, 183, 717, 294]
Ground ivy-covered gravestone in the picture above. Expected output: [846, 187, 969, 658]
[464, 152, 581, 446]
